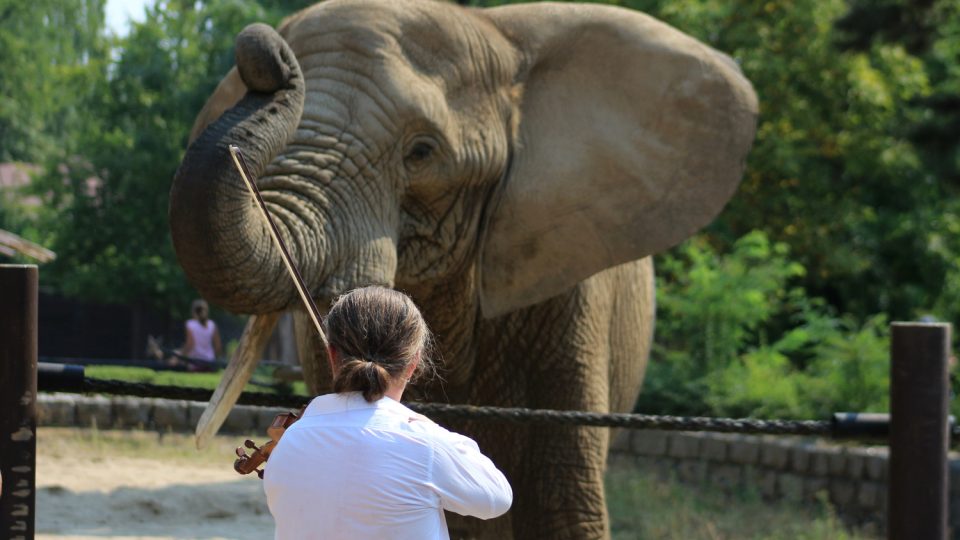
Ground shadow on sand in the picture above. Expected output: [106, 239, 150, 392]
[37, 478, 274, 539]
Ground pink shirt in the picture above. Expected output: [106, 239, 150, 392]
[185, 319, 217, 360]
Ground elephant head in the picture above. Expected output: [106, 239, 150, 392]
[170, 0, 757, 446]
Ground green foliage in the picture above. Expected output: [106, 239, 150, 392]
[704, 314, 890, 419]
[18, 0, 277, 313]
[705, 348, 807, 419]
[802, 315, 890, 414]
[0, 0, 108, 162]
[639, 232, 804, 415]
[654, 0, 941, 321]
[656, 231, 805, 374]
[638, 231, 891, 419]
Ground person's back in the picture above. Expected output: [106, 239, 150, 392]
[261, 286, 512, 539]
[185, 318, 217, 360]
[265, 393, 511, 539]
[180, 299, 221, 371]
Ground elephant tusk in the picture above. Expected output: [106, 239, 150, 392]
[195, 312, 281, 449]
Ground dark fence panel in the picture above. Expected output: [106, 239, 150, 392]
[36, 294, 247, 362]
[889, 323, 951, 540]
[0, 265, 38, 540]
[37, 293, 181, 360]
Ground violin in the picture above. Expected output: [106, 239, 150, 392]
[234, 406, 306, 478]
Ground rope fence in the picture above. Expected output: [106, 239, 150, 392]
[39, 362, 956, 440]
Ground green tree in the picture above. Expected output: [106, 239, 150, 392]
[0, 0, 108, 162]
[638, 230, 892, 419]
[29, 0, 275, 313]
[648, 0, 938, 320]
[636, 231, 806, 415]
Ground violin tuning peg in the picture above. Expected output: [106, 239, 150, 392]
[235, 447, 247, 458]
[256, 469, 265, 479]
[244, 439, 260, 451]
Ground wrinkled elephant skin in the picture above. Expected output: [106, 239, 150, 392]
[169, 1, 758, 538]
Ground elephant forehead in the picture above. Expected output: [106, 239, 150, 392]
[283, 0, 518, 95]
[284, 0, 441, 56]
[287, 0, 483, 36]
[296, 56, 456, 146]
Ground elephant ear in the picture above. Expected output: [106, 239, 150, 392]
[478, 3, 758, 318]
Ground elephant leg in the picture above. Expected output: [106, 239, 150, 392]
[512, 280, 618, 539]
[606, 258, 655, 445]
[514, 378, 612, 539]
[447, 421, 609, 540]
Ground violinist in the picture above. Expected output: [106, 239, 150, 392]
[262, 286, 512, 539]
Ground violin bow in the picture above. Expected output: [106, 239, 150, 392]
[228, 144, 329, 348]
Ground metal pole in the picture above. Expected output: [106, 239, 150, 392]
[0, 265, 38, 540]
[888, 322, 951, 540]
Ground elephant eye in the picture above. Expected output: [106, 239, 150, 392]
[404, 140, 436, 168]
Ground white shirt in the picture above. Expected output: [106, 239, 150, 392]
[263, 392, 512, 540]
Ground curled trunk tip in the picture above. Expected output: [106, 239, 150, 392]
[169, 23, 306, 313]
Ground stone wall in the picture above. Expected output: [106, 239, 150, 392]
[37, 393, 289, 434]
[610, 428, 960, 536]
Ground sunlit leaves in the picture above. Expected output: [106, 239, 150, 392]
[24, 0, 271, 313]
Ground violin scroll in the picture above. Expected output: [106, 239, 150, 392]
[234, 406, 305, 479]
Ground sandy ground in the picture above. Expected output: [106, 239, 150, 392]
[35, 429, 276, 540]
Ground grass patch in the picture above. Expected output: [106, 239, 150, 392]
[85, 365, 310, 396]
[605, 461, 878, 540]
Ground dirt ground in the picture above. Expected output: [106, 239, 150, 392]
[34, 428, 276, 540]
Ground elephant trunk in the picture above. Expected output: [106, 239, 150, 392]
[169, 23, 306, 313]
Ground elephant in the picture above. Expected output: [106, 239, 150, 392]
[168, 0, 757, 538]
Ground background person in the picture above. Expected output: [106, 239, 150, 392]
[178, 299, 222, 372]
[263, 286, 512, 539]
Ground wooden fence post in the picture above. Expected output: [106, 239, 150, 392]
[0, 265, 38, 540]
[888, 322, 951, 540]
